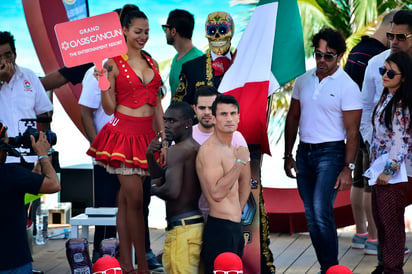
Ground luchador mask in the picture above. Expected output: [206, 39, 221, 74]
[205, 12, 234, 55]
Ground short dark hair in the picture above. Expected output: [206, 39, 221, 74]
[167, 9, 195, 39]
[194, 86, 219, 105]
[312, 27, 346, 56]
[212, 94, 239, 116]
[167, 102, 195, 122]
[0, 31, 16, 55]
[120, 4, 148, 29]
[392, 10, 412, 32]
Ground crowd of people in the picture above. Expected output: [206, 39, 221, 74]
[2, 3, 412, 274]
[284, 9, 412, 274]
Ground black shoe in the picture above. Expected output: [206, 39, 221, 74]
[32, 270, 44, 274]
[371, 265, 384, 274]
[146, 251, 164, 272]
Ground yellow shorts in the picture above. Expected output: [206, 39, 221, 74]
[162, 222, 204, 274]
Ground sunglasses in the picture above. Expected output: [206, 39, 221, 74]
[314, 50, 337, 62]
[379, 66, 401, 79]
[162, 24, 172, 32]
[213, 271, 243, 274]
[93, 267, 122, 274]
[386, 32, 412, 41]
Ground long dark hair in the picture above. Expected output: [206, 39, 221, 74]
[372, 51, 412, 132]
[120, 4, 147, 29]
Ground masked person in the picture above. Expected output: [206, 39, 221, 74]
[173, 11, 234, 105]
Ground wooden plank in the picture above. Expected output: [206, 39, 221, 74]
[274, 233, 312, 273]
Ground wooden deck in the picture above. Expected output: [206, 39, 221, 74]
[32, 227, 412, 273]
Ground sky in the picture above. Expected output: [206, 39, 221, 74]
[0, 0, 252, 76]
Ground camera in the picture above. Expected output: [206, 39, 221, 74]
[8, 118, 57, 155]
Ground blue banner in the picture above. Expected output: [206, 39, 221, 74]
[62, 0, 89, 21]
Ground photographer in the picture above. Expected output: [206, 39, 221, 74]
[0, 122, 60, 272]
[0, 31, 53, 164]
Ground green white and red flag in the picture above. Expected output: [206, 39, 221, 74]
[219, 0, 306, 155]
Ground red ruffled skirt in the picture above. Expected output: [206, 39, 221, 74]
[87, 112, 158, 175]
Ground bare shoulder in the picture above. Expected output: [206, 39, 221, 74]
[104, 59, 119, 74]
[197, 137, 220, 163]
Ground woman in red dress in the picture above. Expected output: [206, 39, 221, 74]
[87, 5, 164, 274]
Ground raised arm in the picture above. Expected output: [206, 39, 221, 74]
[101, 59, 118, 115]
[196, 145, 249, 202]
[151, 146, 186, 200]
[31, 133, 60, 194]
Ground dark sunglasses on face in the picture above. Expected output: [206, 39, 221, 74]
[162, 24, 171, 31]
[386, 32, 412, 41]
[314, 50, 337, 62]
[379, 66, 401, 79]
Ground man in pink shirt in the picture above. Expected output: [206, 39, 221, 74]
[192, 86, 248, 219]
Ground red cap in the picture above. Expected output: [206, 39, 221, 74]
[326, 265, 353, 274]
[92, 256, 121, 273]
[214, 252, 243, 271]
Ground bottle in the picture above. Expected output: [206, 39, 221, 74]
[35, 201, 48, 245]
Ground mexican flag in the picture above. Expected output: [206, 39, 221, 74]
[219, 0, 305, 155]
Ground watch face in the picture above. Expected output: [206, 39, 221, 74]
[347, 163, 355, 170]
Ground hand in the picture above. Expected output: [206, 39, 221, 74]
[376, 172, 391, 185]
[334, 168, 352, 191]
[0, 62, 15, 82]
[147, 133, 163, 154]
[284, 157, 298, 178]
[31, 132, 51, 157]
[234, 146, 249, 163]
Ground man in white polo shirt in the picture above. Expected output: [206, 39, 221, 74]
[284, 27, 362, 274]
[0, 31, 53, 164]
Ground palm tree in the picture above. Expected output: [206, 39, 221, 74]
[230, 0, 412, 146]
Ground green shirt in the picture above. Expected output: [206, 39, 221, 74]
[169, 46, 204, 101]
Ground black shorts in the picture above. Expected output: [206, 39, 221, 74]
[201, 215, 244, 274]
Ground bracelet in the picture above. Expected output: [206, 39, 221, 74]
[283, 153, 293, 159]
[38, 155, 49, 161]
[236, 159, 247, 165]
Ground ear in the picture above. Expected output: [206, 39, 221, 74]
[185, 119, 193, 129]
[171, 27, 177, 36]
[337, 53, 344, 63]
[122, 26, 128, 36]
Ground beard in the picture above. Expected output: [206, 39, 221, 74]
[199, 118, 214, 129]
[166, 35, 174, 45]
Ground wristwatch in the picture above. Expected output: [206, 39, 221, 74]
[345, 162, 356, 171]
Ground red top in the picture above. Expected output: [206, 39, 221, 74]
[113, 54, 161, 109]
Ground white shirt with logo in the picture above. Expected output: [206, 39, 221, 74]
[0, 65, 53, 163]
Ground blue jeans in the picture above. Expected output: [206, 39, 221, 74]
[296, 141, 345, 273]
[0, 262, 32, 273]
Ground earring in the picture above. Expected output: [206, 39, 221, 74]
[185, 126, 189, 129]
